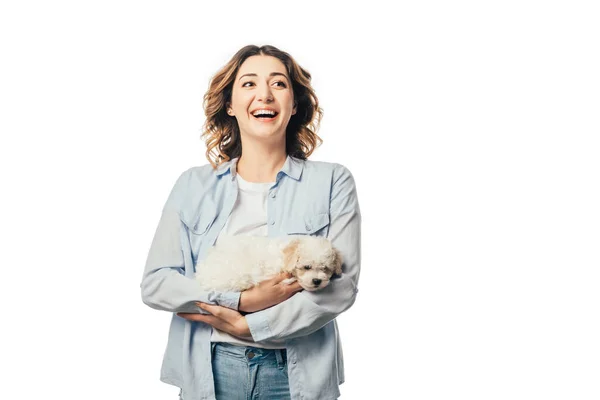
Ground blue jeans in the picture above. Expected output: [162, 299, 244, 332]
[179, 342, 291, 400]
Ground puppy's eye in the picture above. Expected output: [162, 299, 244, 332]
[303, 265, 312, 270]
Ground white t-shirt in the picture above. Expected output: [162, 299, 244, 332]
[210, 173, 286, 349]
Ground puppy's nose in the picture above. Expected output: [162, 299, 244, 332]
[312, 278, 322, 286]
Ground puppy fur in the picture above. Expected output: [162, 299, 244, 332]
[195, 235, 342, 292]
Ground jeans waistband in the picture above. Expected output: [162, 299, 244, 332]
[211, 342, 287, 367]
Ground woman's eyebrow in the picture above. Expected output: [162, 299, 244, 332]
[238, 72, 289, 81]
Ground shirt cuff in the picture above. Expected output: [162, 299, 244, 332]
[218, 292, 241, 310]
[245, 311, 274, 342]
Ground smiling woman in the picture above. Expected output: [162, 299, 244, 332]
[201, 45, 323, 173]
[227, 56, 297, 144]
[141, 44, 361, 400]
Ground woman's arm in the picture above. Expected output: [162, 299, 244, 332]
[140, 168, 240, 313]
[245, 164, 361, 341]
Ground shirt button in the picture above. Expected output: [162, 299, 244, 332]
[270, 191, 276, 198]
[269, 220, 275, 225]
[305, 223, 311, 231]
[247, 352, 255, 360]
[292, 359, 297, 364]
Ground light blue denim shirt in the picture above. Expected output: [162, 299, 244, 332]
[141, 155, 361, 400]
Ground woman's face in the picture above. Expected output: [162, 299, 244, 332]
[229, 55, 296, 144]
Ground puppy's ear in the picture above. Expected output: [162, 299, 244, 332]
[282, 238, 301, 272]
[332, 247, 343, 276]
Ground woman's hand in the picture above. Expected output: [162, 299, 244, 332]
[238, 272, 303, 313]
[177, 302, 252, 339]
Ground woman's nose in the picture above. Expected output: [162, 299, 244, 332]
[257, 84, 274, 102]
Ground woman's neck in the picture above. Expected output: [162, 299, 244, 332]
[236, 144, 287, 183]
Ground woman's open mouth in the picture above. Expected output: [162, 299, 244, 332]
[251, 110, 279, 122]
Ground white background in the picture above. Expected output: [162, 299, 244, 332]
[1, 1, 599, 399]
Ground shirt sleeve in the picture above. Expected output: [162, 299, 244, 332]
[140, 168, 241, 313]
[245, 164, 361, 341]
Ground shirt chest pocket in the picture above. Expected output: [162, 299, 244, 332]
[284, 212, 330, 237]
[182, 198, 219, 267]
[189, 210, 218, 236]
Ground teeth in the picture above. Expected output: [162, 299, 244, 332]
[252, 110, 276, 117]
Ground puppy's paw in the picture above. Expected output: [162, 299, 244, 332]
[281, 277, 297, 285]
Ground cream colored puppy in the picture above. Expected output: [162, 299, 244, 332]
[195, 235, 342, 292]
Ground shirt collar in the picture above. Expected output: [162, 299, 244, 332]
[215, 154, 304, 181]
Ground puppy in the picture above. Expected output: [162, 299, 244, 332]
[195, 235, 343, 292]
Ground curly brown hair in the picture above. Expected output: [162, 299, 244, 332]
[201, 45, 323, 169]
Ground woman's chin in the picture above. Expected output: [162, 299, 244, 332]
[243, 129, 286, 142]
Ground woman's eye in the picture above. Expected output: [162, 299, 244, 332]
[303, 265, 312, 270]
[241, 81, 286, 88]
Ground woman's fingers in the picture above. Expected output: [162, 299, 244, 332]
[270, 271, 294, 284]
[178, 312, 231, 331]
[196, 302, 244, 324]
[286, 280, 303, 293]
[197, 302, 222, 316]
[179, 303, 251, 338]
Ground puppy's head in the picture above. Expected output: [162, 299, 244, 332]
[282, 236, 343, 291]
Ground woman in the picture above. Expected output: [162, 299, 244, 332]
[141, 44, 361, 400]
